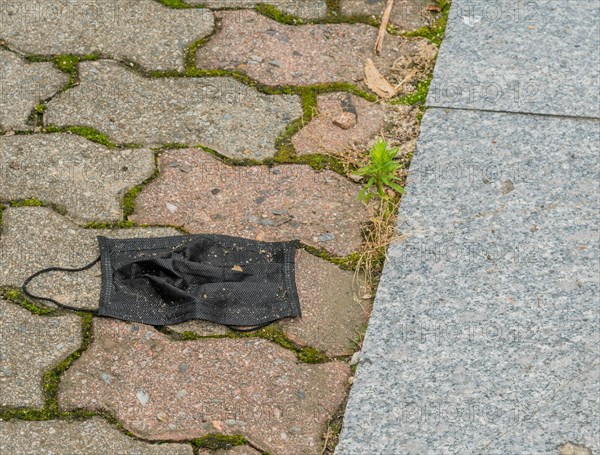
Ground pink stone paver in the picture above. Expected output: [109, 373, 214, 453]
[131, 149, 370, 256]
[292, 93, 386, 159]
[59, 319, 350, 455]
[280, 250, 369, 356]
[292, 94, 422, 163]
[196, 10, 437, 94]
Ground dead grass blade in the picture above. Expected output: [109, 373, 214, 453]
[374, 0, 395, 54]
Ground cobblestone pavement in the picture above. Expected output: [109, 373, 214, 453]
[0, 1, 442, 453]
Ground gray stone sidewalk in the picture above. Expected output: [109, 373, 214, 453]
[337, 1, 600, 454]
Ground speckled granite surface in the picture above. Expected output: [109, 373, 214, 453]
[428, 0, 600, 117]
[336, 109, 600, 454]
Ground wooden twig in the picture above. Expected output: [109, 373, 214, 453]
[374, 0, 394, 54]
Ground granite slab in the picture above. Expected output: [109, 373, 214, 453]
[428, 0, 600, 118]
[336, 108, 600, 454]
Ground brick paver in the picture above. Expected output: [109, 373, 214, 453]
[59, 318, 350, 455]
[0, 48, 68, 131]
[0, 134, 154, 221]
[0, 418, 193, 454]
[45, 61, 302, 157]
[196, 10, 437, 92]
[0, 0, 214, 71]
[0, 299, 81, 408]
[131, 149, 370, 256]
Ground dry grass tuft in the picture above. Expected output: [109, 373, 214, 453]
[355, 198, 399, 289]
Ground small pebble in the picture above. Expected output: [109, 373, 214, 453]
[317, 233, 335, 242]
[136, 390, 150, 406]
[268, 60, 283, 68]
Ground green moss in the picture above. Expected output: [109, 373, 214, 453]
[300, 245, 360, 271]
[1, 288, 55, 315]
[121, 185, 144, 218]
[155, 0, 194, 8]
[52, 55, 80, 74]
[43, 312, 93, 416]
[9, 198, 45, 208]
[394, 77, 431, 106]
[83, 220, 140, 229]
[238, 325, 328, 363]
[62, 126, 116, 148]
[34, 104, 47, 114]
[256, 3, 305, 25]
[192, 433, 247, 450]
[297, 346, 328, 364]
[122, 151, 160, 219]
[179, 331, 203, 341]
[327, 0, 341, 15]
[0, 312, 94, 421]
[403, 0, 451, 46]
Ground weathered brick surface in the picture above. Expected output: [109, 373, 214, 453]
[59, 318, 350, 455]
[196, 10, 437, 94]
[0, 0, 214, 71]
[0, 133, 154, 221]
[45, 61, 301, 158]
[0, 418, 193, 454]
[292, 93, 386, 159]
[292, 93, 421, 162]
[131, 149, 370, 256]
[0, 299, 81, 408]
[0, 49, 68, 131]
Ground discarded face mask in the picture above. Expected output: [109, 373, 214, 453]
[22, 235, 301, 331]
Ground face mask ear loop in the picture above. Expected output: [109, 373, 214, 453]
[227, 321, 272, 332]
[21, 256, 101, 314]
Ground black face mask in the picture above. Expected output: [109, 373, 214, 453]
[22, 235, 301, 331]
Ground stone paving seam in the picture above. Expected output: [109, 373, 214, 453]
[424, 104, 600, 122]
[0, 48, 70, 132]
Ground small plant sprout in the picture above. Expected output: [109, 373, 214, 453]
[354, 138, 405, 202]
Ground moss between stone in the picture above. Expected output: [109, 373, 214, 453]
[255, 3, 305, 25]
[300, 244, 360, 271]
[174, 325, 328, 364]
[122, 150, 161, 219]
[403, 0, 451, 46]
[0, 311, 93, 421]
[155, 0, 194, 8]
[1, 288, 55, 316]
[8, 198, 45, 208]
[394, 77, 432, 106]
[42, 312, 94, 416]
[192, 433, 247, 450]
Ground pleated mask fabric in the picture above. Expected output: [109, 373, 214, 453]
[22, 234, 301, 330]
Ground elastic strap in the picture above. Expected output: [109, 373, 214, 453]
[22, 256, 101, 314]
[227, 321, 272, 332]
